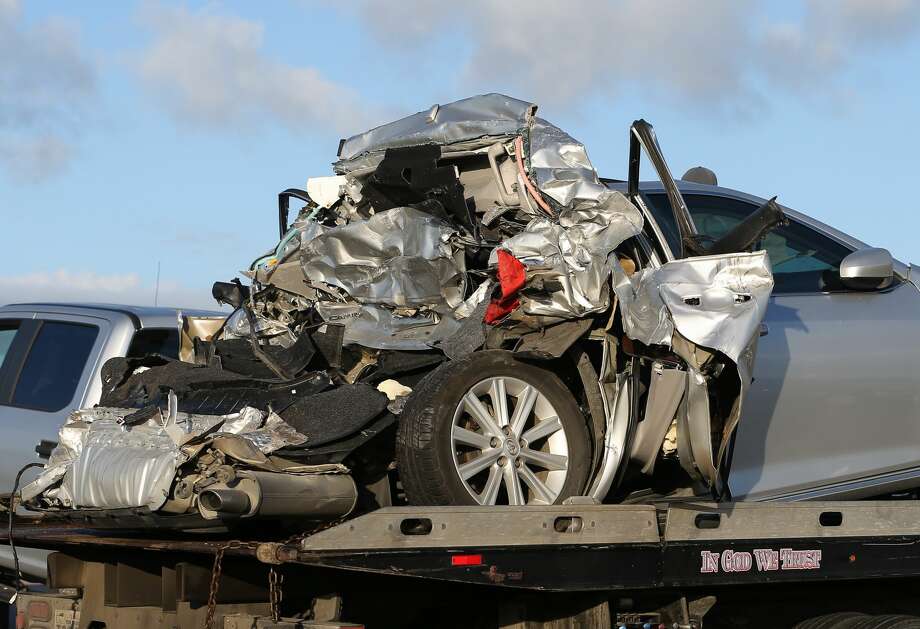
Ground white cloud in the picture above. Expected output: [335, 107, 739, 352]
[137, 3, 373, 133]
[0, 269, 222, 311]
[338, 0, 920, 115]
[0, 2, 95, 181]
[762, 0, 920, 89]
[337, 0, 759, 114]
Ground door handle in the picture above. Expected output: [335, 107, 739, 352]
[759, 323, 769, 337]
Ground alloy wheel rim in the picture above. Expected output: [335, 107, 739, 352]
[450, 376, 569, 505]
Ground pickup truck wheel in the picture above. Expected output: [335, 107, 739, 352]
[397, 350, 590, 506]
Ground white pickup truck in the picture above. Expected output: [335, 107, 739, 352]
[0, 302, 222, 583]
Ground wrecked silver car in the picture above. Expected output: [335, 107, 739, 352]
[22, 94, 792, 526]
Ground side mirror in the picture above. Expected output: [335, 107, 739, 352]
[839, 248, 894, 290]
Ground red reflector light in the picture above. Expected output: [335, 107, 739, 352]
[451, 553, 483, 566]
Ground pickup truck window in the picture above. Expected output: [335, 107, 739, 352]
[127, 328, 180, 360]
[644, 193, 852, 293]
[0, 323, 18, 370]
[9, 321, 99, 412]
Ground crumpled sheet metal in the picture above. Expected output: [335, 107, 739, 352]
[315, 301, 461, 351]
[18, 413, 95, 504]
[336, 93, 535, 172]
[301, 207, 465, 309]
[529, 118, 614, 209]
[254, 220, 328, 284]
[295, 95, 650, 336]
[613, 251, 773, 362]
[23, 406, 309, 511]
[233, 412, 309, 454]
[312, 276, 493, 352]
[494, 191, 644, 318]
[63, 418, 180, 511]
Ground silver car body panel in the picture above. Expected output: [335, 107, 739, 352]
[617, 182, 920, 502]
[730, 280, 920, 500]
[336, 93, 536, 173]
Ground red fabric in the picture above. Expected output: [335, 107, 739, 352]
[484, 250, 526, 324]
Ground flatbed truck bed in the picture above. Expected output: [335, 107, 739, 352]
[7, 500, 920, 627]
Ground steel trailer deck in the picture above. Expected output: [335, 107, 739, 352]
[9, 500, 920, 592]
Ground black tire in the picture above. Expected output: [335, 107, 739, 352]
[397, 350, 591, 506]
[793, 613, 871, 629]
[794, 613, 920, 629]
[856, 616, 920, 629]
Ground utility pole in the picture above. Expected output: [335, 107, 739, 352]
[154, 261, 161, 307]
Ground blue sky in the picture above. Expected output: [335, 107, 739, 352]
[2, 0, 920, 309]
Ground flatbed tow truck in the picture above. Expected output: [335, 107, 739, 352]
[6, 500, 920, 628]
[4, 109, 920, 628]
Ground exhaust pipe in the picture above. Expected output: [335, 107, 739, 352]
[198, 488, 251, 515]
[197, 470, 357, 521]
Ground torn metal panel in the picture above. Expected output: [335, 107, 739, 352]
[433, 283, 492, 360]
[63, 418, 181, 510]
[631, 362, 686, 475]
[301, 206, 465, 309]
[682, 368, 716, 484]
[253, 220, 328, 286]
[588, 367, 632, 502]
[657, 251, 773, 363]
[221, 308, 295, 347]
[614, 251, 773, 362]
[494, 191, 644, 319]
[715, 334, 758, 493]
[336, 93, 536, 172]
[229, 411, 309, 453]
[19, 416, 91, 503]
[529, 118, 613, 209]
[314, 301, 461, 351]
[612, 262, 674, 348]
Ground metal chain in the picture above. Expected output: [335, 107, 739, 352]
[204, 540, 259, 629]
[268, 567, 283, 621]
[202, 516, 351, 628]
[204, 545, 225, 629]
[281, 514, 348, 547]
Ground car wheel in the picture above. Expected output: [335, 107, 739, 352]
[797, 613, 920, 629]
[397, 350, 590, 506]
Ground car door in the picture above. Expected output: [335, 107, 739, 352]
[645, 191, 920, 500]
[0, 314, 110, 487]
